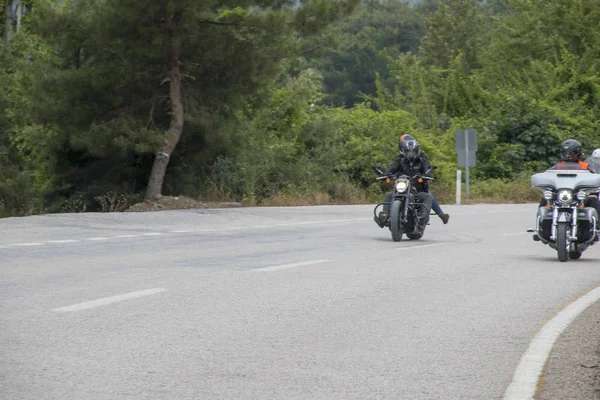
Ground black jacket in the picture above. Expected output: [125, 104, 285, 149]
[385, 154, 433, 192]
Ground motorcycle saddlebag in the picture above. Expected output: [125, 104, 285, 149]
[577, 207, 598, 242]
[537, 207, 553, 240]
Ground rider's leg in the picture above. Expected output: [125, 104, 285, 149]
[375, 191, 394, 228]
[431, 197, 450, 224]
[415, 192, 433, 224]
[382, 191, 393, 215]
[431, 198, 442, 215]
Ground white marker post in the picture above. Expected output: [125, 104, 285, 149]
[465, 131, 470, 199]
[456, 170, 462, 205]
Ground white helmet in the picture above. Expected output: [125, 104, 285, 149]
[593, 148, 600, 159]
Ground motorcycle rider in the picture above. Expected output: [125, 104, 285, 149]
[396, 134, 450, 224]
[539, 139, 600, 218]
[375, 138, 434, 228]
[585, 148, 600, 173]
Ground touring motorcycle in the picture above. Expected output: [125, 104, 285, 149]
[529, 169, 600, 261]
[372, 166, 435, 242]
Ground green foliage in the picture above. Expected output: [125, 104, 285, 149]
[3, 0, 600, 217]
[419, 0, 487, 73]
[307, 0, 426, 107]
[469, 178, 540, 203]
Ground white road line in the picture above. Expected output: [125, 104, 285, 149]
[504, 286, 600, 400]
[254, 259, 331, 272]
[52, 288, 167, 312]
[501, 232, 530, 237]
[252, 218, 371, 229]
[4, 217, 372, 248]
[396, 243, 448, 250]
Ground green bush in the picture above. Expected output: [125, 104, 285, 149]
[469, 178, 540, 203]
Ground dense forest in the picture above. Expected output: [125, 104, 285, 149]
[1, 0, 599, 217]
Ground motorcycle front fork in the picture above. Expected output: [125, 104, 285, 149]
[550, 207, 578, 243]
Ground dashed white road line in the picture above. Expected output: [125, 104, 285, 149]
[397, 243, 449, 250]
[504, 285, 600, 400]
[252, 218, 371, 229]
[0, 217, 379, 249]
[52, 288, 167, 312]
[253, 259, 331, 272]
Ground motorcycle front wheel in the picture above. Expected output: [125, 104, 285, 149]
[390, 199, 403, 242]
[556, 222, 569, 262]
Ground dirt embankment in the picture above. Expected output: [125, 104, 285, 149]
[125, 195, 241, 212]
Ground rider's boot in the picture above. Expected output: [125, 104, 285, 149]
[374, 212, 387, 228]
[419, 206, 430, 225]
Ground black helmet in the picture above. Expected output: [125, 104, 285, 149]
[560, 139, 583, 161]
[400, 139, 420, 161]
[398, 134, 416, 151]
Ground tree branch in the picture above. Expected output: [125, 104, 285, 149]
[199, 19, 241, 26]
[265, 41, 328, 59]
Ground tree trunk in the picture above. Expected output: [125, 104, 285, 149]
[16, 0, 22, 33]
[145, 6, 184, 200]
[4, 2, 13, 42]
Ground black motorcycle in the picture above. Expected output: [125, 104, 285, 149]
[373, 166, 435, 242]
[529, 169, 600, 261]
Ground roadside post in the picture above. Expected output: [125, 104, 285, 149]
[456, 170, 462, 205]
[455, 129, 478, 200]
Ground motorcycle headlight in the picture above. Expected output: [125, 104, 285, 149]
[395, 180, 408, 193]
[543, 190, 553, 200]
[557, 189, 573, 204]
[576, 191, 587, 201]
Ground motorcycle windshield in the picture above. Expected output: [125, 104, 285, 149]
[584, 157, 600, 174]
[531, 169, 600, 190]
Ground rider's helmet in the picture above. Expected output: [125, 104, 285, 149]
[399, 134, 415, 151]
[592, 148, 600, 160]
[400, 139, 420, 161]
[560, 139, 583, 162]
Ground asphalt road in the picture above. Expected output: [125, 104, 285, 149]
[1, 204, 600, 400]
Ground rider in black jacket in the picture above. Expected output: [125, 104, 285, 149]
[375, 138, 434, 228]
[397, 134, 449, 224]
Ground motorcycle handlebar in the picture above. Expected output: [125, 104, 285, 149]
[377, 174, 434, 181]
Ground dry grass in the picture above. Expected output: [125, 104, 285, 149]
[251, 178, 541, 207]
[257, 191, 366, 207]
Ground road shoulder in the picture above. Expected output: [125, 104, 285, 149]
[536, 299, 600, 399]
